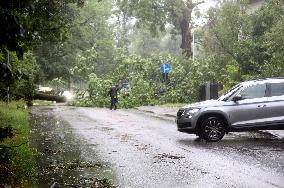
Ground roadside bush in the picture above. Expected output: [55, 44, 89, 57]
[70, 53, 204, 108]
[119, 75, 156, 108]
[70, 74, 112, 107]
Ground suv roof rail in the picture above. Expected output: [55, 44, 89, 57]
[269, 77, 284, 79]
[247, 77, 284, 82]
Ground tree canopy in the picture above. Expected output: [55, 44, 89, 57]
[0, 0, 85, 58]
[116, 0, 204, 58]
[33, 0, 114, 83]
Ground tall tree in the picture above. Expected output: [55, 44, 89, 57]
[0, 0, 85, 59]
[116, 0, 204, 58]
[199, 1, 248, 72]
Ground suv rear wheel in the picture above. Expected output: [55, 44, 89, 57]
[200, 117, 226, 142]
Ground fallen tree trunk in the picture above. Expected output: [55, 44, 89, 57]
[34, 93, 66, 103]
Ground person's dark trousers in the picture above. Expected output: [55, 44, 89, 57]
[110, 97, 118, 110]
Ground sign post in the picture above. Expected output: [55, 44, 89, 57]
[160, 63, 170, 82]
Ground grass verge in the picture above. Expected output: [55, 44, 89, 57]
[0, 101, 35, 187]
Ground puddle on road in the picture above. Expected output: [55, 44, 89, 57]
[29, 106, 117, 187]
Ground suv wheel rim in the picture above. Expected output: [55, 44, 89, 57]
[203, 118, 225, 141]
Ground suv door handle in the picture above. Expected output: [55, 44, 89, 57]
[258, 104, 267, 108]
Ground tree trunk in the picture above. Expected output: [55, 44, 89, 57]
[180, 18, 192, 58]
[178, 0, 204, 58]
[34, 93, 66, 103]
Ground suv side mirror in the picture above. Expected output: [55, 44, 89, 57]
[232, 95, 243, 102]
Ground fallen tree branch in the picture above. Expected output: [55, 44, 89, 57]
[213, 31, 237, 59]
[0, 141, 29, 150]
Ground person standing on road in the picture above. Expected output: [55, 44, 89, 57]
[108, 85, 119, 110]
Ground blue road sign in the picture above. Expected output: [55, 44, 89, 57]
[160, 63, 170, 73]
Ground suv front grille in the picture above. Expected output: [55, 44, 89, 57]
[177, 109, 184, 118]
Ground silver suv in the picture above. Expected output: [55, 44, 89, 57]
[176, 78, 284, 142]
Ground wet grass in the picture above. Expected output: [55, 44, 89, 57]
[0, 101, 35, 187]
[29, 106, 116, 187]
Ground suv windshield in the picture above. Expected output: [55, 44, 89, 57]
[218, 84, 242, 101]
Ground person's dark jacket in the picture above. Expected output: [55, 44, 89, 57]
[108, 86, 118, 99]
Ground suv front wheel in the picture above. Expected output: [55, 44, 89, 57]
[200, 117, 226, 142]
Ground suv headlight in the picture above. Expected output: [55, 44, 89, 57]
[183, 108, 200, 118]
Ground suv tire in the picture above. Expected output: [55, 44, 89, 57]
[200, 117, 226, 142]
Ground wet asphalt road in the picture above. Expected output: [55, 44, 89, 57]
[42, 105, 284, 188]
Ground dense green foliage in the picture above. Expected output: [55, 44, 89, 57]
[0, 0, 111, 100]
[71, 0, 284, 108]
[197, 0, 284, 90]
[1, 0, 284, 108]
[0, 0, 85, 58]
[0, 51, 38, 103]
[71, 51, 204, 108]
[33, 0, 115, 82]
[0, 101, 35, 187]
[0, 0, 90, 100]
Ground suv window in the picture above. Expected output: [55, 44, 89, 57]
[271, 82, 284, 96]
[218, 84, 242, 101]
[238, 84, 266, 99]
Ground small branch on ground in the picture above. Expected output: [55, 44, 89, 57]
[0, 141, 29, 150]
